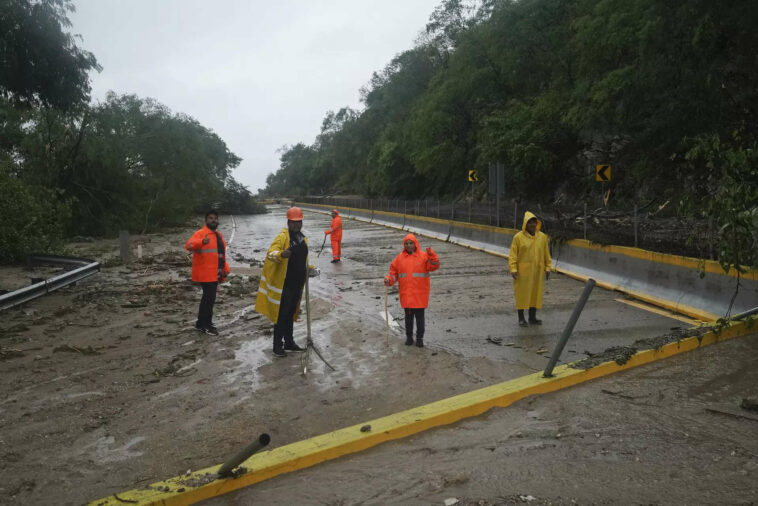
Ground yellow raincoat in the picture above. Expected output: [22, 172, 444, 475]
[255, 228, 312, 323]
[508, 211, 552, 310]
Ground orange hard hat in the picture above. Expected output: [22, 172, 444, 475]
[286, 207, 304, 221]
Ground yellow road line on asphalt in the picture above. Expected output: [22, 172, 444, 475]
[90, 320, 755, 506]
[613, 298, 702, 325]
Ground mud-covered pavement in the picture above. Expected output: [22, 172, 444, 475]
[213, 331, 758, 506]
[0, 206, 715, 504]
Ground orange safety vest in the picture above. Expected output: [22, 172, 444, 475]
[387, 234, 440, 308]
[185, 226, 231, 282]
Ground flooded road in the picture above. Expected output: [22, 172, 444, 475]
[225, 205, 681, 386]
[0, 205, 714, 505]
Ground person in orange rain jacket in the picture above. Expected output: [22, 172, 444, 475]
[185, 210, 230, 336]
[324, 209, 343, 263]
[383, 234, 440, 348]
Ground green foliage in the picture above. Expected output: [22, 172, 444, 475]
[10, 93, 249, 237]
[0, 1, 259, 262]
[0, 169, 71, 262]
[0, 0, 100, 110]
[264, 0, 758, 208]
[681, 130, 758, 273]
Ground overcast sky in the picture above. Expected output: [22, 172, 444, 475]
[68, 0, 441, 193]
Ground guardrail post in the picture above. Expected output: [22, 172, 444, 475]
[496, 193, 500, 227]
[513, 201, 518, 229]
[583, 203, 587, 240]
[543, 279, 596, 377]
[708, 216, 714, 259]
[633, 204, 638, 248]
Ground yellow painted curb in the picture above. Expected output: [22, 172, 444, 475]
[90, 320, 756, 506]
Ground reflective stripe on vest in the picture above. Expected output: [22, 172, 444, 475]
[398, 273, 407, 278]
[260, 275, 282, 294]
[197, 248, 219, 254]
[412, 272, 430, 278]
[258, 287, 281, 305]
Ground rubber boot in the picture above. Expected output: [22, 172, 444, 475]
[415, 338, 424, 348]
[528, 307, 542, 325]
[405, 334, 414, 346]
[518, 309, 528, 327]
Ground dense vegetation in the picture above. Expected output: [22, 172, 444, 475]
[0, 0, 261, 262]
[263, 0, 757, 269]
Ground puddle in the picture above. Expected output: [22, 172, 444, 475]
[88, 435, 146, 464]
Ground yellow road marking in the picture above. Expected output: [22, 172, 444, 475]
[614, 298, 701, 325]
[90, 320, 755, 506]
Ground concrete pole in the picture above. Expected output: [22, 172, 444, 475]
[119, 230, 130, 262]
[543, 279, 596, 377]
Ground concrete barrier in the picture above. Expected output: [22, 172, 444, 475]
[447, 221, 514, 258]
[552, 240, 758, 320]
[403, 215, 452, 242]
[371, 210, 406, 230]
[296, 202, 758, 321]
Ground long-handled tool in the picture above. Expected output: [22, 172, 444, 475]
[301, 274, 335, 375]
[384, 283, 390, 346]
[317, 234, 328, 258]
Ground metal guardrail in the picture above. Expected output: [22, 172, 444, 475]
[0, 254, 100, 312]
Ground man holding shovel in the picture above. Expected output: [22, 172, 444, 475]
[323, 209, 343, 263]
[255, 207, 317, 357]
[383, 234, 440, 347]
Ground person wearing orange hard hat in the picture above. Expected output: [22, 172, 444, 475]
[383, 234, 440, 347]
[255, 206, 317, 357]
[324, 209, 343, 263]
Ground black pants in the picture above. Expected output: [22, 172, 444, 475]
[404, 308, 425, 340]
[273, 282, 303, 350]
[196, 282, 217, 328]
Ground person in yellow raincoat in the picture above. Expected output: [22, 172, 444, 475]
[508, 211, 552, 327]
[255, 207, 316, 357]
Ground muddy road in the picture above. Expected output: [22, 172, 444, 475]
[212, 331, 758, 506]
[1, 206, 690, 504]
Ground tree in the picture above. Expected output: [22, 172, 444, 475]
[0, 0, 100, 110]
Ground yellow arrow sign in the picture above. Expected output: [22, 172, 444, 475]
[468, 170, 479, 182]
[596, 164, 611, 182]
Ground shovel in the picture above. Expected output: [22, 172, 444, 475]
[301, 273, 335, 375]
[317, 234, 328, 258]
